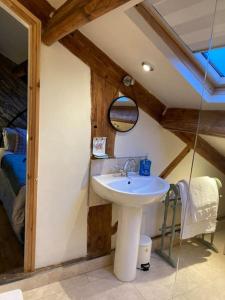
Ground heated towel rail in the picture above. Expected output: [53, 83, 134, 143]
[156, 181, 221, 268]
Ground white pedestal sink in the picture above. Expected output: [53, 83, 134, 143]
[92, 174, 170, 282]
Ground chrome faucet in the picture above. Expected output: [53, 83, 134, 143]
[122, 159, 137, 176]
[113, 159, 137, 177]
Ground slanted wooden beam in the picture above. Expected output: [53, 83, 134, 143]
[17, 0, 166, 123]
[161, 108, 225, 138]
[17, 0, 54, 26]
[17, 0, 225, 175]
[42, 0, 131, 45]
[61, 31, 166, 122]
[175, 132, 225, 174]
[160, 146, 191, 179]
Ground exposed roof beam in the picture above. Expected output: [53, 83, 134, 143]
[175, 132, 225, 174]
[17, 0, 54, 25]
[161, 108, 225, 138]
[160, 146, 191, 179]
[59, 33, 225, 175]
[42, 0, 132, 46]
[17, 0, 225, 174]
[61, 31, 166, 122]
[17, 0, 166, 122]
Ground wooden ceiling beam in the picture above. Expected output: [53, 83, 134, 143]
[175, 132, 225, 174]
[17, 0, 225, 174]
[17, 0, 166, 122]
[17, 0, 54, 26]
[61, 33, 225, 174]
[42, 0, 131, 45]
[160, 146, 191, 179]
[161, 108, 225, 138]
[60, 31, 166, 122]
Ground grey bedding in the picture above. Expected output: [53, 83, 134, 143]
[0, 169, 25, 243]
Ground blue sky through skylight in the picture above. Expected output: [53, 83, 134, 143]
[202, 47, 225, 78]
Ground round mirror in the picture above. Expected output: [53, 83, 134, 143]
[108, 96, 139, 132]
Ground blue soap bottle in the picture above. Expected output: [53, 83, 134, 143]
[139, 159, 151, 176]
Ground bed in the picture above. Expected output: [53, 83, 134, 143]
[0, 128, 27, 244]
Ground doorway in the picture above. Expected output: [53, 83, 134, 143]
[0, 0, 40, 276]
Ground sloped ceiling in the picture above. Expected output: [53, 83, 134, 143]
[145, 0, 225, 52]
[46, 0, 199, 108]
[80, 7, 203, 109]
[0, 7, 28, 64]
[79, 3, 225, 110]
[47, 0, 225, 110]
[47, 1, 225, 149]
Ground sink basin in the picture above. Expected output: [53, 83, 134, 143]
[92, 174, 170, 207]
[92, 173, 169, 282]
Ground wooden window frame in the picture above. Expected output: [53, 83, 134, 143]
[0, 0, 41, 272]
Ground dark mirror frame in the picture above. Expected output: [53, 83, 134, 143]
[108, 96, 139, 133]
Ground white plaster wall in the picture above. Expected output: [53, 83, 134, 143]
[35, 43, 91, 268]
[114, 109, 186, 237]
[114, 109, 225, 237]
[115, 109, 186, 175]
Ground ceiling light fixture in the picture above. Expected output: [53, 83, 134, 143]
[142, 62, 154, 72]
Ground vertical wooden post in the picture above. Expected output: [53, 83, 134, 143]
[0, 0, 41, 272]
[91, 71, 118, 157]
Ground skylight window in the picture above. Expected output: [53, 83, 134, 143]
[202, 47, 225, 78]
[136, 1, 225, 102]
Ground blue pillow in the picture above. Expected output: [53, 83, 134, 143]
[3, 128, 27, 154]
[15, 128, 27, 155]
[3, 128, 17, 151]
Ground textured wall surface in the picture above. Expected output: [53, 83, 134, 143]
[35, 43, 91, 268]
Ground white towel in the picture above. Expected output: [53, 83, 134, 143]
[189, 176, 219, 223]
[178, 177, 219, 240]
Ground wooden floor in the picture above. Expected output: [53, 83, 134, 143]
[0, 202, 24, 275]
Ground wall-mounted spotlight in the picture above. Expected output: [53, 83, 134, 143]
[142, 62, 154, 72]
[122, 75, 135, 87]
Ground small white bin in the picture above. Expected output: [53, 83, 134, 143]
[137, 235, 152, 271]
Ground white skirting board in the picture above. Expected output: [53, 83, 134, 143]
[0, 254, 113, 295]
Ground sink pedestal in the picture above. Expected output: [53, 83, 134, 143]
[114, 206, 142, 282]
[92, 174, 170, 281]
